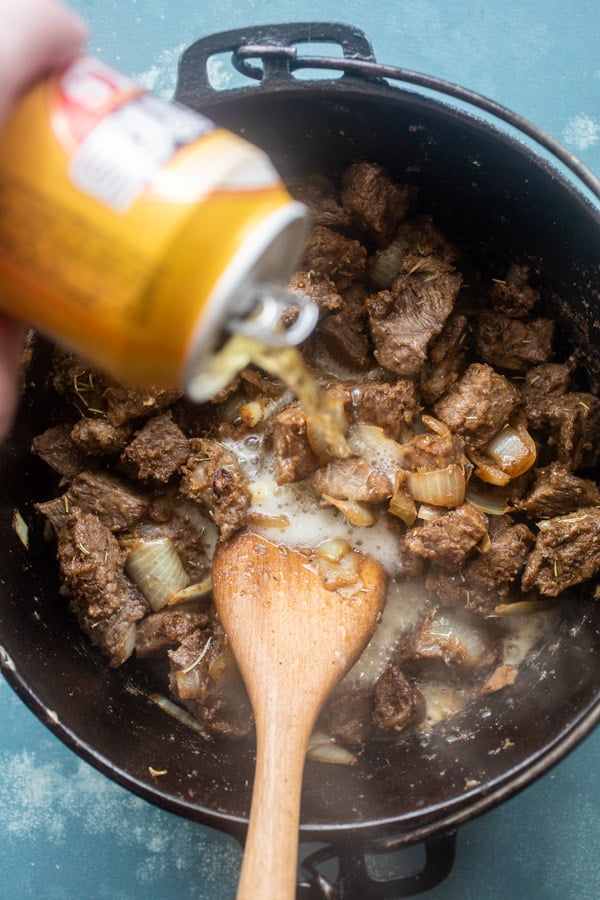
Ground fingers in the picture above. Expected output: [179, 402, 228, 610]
[0, 0, 87, 125]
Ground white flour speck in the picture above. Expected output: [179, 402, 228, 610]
[563, 114, 600, 151]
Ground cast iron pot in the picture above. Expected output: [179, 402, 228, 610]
[2, 23, 600, 898]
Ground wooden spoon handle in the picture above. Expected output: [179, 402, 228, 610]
[237, 713, 310, 900]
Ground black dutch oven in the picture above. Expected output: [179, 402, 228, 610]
[2, 23, 600, 898]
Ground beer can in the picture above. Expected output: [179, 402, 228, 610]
[0, 56, 313, 400]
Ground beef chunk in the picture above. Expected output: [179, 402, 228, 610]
[32, 423, 89, 479]
[435, 518, 535, 616]
[341, 162, 414, 245]
[419, 314, 469, 405]
[168, 626, 253, 738]
[265, 403, 319, 484]
[515, 462, 600, 518]
[70, 417, 133, 456]
[180, 438, 251, 540]
[288, 270, 343, 314]
[287, 173, 353, 229]
[103, 383, 182, 426]
[121, 413, 190, 483]
[487, 264, 539, 319]
[302, 225, 367, 290]
[348, 380, 420, 442]
[405, 503, 488, 570]
[474, 311, 554, 373]
[399, 422, 468, 471]
[366, 258, 462, 377]
[312, 457, 393, 504]
[433, 363, 521, 450]
[372, 664, 425, 732]
[57, 509, 148, 666]
[521, 362, 572, 415]
[36, 470, 149, 533]
[50, 353, 108, 412]
[321, 684, 374, 745]
[522, 507, 600, 596]
[135, 606, 210, 658]
[316, 284, 372, 370]
[527, 392, 600, 471]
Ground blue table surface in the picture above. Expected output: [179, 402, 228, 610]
[2, 2, 600, 898]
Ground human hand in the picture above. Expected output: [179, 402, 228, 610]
[0, 0, 87, 441]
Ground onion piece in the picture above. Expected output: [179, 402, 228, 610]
[346, 424, 406, 477]
[368, 240, 407, 288]
[321, 493, 376, 526]
[306, 396, 351, 462]
[149, 693, 209, 736]
[485, 420, 537, 478]
[407, 464, 466, 507]
[389, 483, 417, 525]
[467, 448, 512, 486]
[465, 482, 509, 515]
[317, 538, 352, 562]
[126, 538, 190, 611]
[491, 598, 559, 617]
[417, 503, 445, 521]
[306, 732, 357, 765]
[167, 580, 213, 606]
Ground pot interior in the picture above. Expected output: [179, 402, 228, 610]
[1, 73, 600, 841]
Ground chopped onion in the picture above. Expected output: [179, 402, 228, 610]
[485, 420, 537, 478]
[315, 546, 361, 590]
[420, 414, 451, 438]
[317, 538, 352, 562]
[417, 503, 445, 521]
[239, 399, 269, 427]
[149, 693, 209, 736]
[346, 424, 406, 477]
[416, 609, 492, 668]
[389, 483, 417, 525]
[407, 464, 466, 507]
[467, 449, 512, 486]
[167, 580, 213, 606]
[175, 666, 203, 699]
[491, 598, 558, 617]
[248, 513, 291, 529]
[321, 493, 376, 526]
[465, 482, 509, 515]
[368, 240, 407, 288]
[126, 538, 190, 611]
[306, 731, 357, 765]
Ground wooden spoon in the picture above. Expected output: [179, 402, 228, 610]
[212, 532, 386, 900]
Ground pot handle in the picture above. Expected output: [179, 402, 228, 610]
[175, 21, 381, 104]
[297, 831, 457, 899]
[175, 22, 600, 203]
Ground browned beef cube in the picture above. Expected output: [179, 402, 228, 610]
[515, 462, 600, 518]
[36, 470, 150, 533]
[433, 363, 521, 450]
[487, 263, 539, 319]
[265, 403, 319, 485]
[405, 503, 488, 570]
[50, 353, 108, 412]
[287, 173, 353, 229]
[316, 284, 371, 370]
[521, 362, 573, 408]
[321, 683, 374, 745]
[121, 413, 190, 483]
[70, 417, 133, 456]
[531, 392, 600, 470]
[399, 426, 467, 471]
[32, 423, 89, 479]
[433, 517, 535, 615]
[135, 606, 210, 657]
[168, 626, 253, 738]
[474, 311, 554, 373]
[302, 225, 367, 290]
[372, 664, 425, 732]
[341, 162, 414, 245]
[366, 258, 462, 377]
[419, 313, 469, 405]
[180, 438, 251, 540]
[522, 508, 600, 596]
[288, 270, 343, 314]
[312, 457, 393, 503]
[57, 509, 148, 666]
[103, 384, 182, 426]
[348, 379, 420, 442]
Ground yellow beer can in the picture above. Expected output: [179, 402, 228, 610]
[0, 56, 313, 399]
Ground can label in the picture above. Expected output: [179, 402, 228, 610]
[0, 56, 305, 389]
